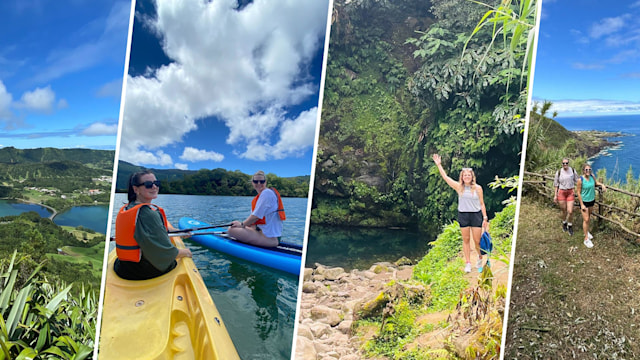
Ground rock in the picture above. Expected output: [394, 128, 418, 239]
[395, 256, 413, 266]
[312, 274, 326, 282]
[303, 268, 313, 281]
[310, 305, 343, 326]
[310, 322, 333, 339]
[370, 264, 389, 274]
[337, 320, 353, 335]
[297, 324, 314, 340]
[323, 267, 346, 280]
[353, 291, 389, 321]
[295, 336, 317, 360]
[303, 282, 321, 293]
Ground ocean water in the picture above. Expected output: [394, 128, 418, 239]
[557, 114, 640, 183]
[109, 193, 305, 360]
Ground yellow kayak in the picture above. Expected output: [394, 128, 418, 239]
[98, 236, 240, 359]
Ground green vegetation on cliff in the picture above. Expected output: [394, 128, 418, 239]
[313, 0, 532, 231]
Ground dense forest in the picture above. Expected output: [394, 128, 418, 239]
[117, 161, 310, 197]
[313, 0, 532, 232]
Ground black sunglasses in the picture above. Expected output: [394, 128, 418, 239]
[562, 162, 569, 165]
[136, 180, 161, 188]
[252, 179, 266, 184]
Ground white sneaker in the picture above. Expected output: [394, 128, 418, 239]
[584, 239, 594, 248]
[464, 262, 472, 273]
[588, 232, 593, 240]
[476, 258, 483, 269]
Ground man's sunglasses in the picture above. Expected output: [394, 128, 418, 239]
[252, 179, 266, 184]
[136, 180, 161, 188]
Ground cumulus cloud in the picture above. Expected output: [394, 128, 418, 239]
[124, 148, 173, 166]
[119, 0, 328, 164]
[174, 163, 188, 170]
[240, 107, 318, 160]
[179, 146, 224, 162]
[545, 99, 640, 115]
[82, 122, 118, 136]
[16, 86, 57, 112]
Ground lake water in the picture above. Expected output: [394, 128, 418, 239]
[558, 114, 640, 183]
[110, 193, 306, 360]
[305, 224, 432, 271]
[0, 199, 52, 218]
[0, 200, 109, 233]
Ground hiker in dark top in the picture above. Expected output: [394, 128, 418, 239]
[553, 158, 580, 235]
[576, 164, 606, 248]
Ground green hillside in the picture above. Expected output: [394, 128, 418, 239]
[0, 146, 115, 169]
[116, 161, 310, 197]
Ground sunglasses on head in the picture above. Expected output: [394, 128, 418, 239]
[252, 179, 266, 184]
[462, 167, 473, 171]
[136, 180, 161, 188]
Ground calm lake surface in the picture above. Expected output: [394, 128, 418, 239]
[558, 115, 640, 183]
[110, 193, 306, 360]
[0, 200, 109, 233]
[305, 224, 432, 271]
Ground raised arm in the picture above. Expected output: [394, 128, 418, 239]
[432, 154, 461, 192]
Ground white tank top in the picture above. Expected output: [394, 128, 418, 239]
[458, 185, 481, 212]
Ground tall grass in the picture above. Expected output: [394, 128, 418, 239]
[0, 251, 96, 360]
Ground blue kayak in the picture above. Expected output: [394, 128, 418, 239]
[178, 217, 302, 276]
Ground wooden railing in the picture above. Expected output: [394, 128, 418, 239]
[523, 171, 640, 238]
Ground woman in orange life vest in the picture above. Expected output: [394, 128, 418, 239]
[114, 170, 192, 280]
[228, 170, 284, 248]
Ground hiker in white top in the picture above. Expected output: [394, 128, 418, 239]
[553, 158, 580, 235]
[433, 154, 489, 274]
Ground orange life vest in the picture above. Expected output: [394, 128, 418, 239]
[115, 203, 168, 262]
[251, 187, 286, 225]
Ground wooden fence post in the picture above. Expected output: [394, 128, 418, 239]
[597, 187, 603, 229]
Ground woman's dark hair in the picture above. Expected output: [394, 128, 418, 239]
[127, 170, 154, 203]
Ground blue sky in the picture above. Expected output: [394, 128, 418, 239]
[0, 1, 131, 149]
[117, 0, 329, 177]
[532, 0, 640, 117]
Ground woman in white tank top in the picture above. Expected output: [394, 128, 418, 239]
[433, 154, 489, 273]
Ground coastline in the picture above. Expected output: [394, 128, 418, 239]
[573, 130, 625, 159]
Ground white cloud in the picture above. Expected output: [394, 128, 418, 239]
[119, 0, 328, 164]
[179, 146, 224, 162]
[96, 78, 124, 99]
[547, 99, 640, 116]
[17, 86, 56, 113]
[0, 81, 13, 118]
[30, 1, 131, 84]
[572, 62, 604, 70]
[240, 107, 318, 160]
[82, 122, 118, 136]
[58, 99, 68, 109]
[174, 163, 188, 170]
[590, 15, 630, 39]
[123, 148, 173, 166]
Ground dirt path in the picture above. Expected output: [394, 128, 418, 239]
[504, 199, 640, 359]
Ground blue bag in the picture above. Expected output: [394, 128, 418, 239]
[480, 231, 492, 255]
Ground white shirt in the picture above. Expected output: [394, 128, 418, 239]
[251, 188, 283, 238]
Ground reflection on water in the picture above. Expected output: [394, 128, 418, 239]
[0, 200, 52, 218]
[305, 224, 433, 271]
[111, 193, 303, 360]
